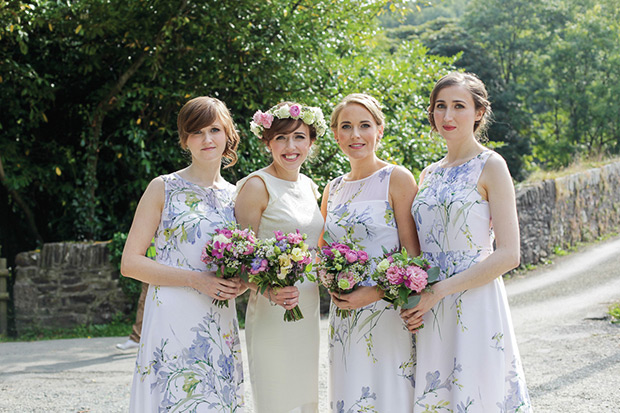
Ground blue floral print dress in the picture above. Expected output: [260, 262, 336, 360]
[411, 150, 531, 412]
[325, 165, 416, 413]
[129, 173, 244, 412]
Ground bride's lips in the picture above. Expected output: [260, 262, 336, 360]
[282, 153, 300, 161]
[442, 125, 456, 131]
[349, 143, 365, 149]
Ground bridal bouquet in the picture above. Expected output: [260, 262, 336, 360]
[316, 234, 370, 318]
[200, 223, 257, 308]
[371, 247, 439, 310]
[247, 230, 314, 322]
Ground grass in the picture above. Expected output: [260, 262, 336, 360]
[523, 155, 620, 184]
[0, 313, 132, 342]
[609, 303, 620, 324]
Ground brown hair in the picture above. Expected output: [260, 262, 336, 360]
[260, 102, 317, 145]
[330, 93, 385, 131]
[428, 72, 492, 139]
[177, 96, 239, 168]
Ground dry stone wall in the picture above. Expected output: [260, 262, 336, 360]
[516, 161, 620, 265]
[13, 242, 131, 332]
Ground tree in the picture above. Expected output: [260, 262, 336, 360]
[0, 0, 453, 262]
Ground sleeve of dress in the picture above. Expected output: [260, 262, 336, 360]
[310, 178, 320, 200]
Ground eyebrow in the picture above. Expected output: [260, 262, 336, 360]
[339, 120, 372, 124]
[436, 99, 467, 104]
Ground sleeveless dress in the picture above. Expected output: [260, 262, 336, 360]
[130, 173, 245, 412]
[411, 150, 531, 412]
[236, 169, 323, 413]
[324, 165, 416, 412]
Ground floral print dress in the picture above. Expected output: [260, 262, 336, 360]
[130, 173, 244, 412]
[411, 150, 531, 412]
[325, 165, 416, 413]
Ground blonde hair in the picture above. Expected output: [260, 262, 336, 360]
[177, 96, 240, 168]
[330, 93, 385, 130]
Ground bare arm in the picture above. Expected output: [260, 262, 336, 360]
[318, 182, 331, 248]
[402, 153, 520, 330]
[389, 165, 420, 256]
[120, 178, 241, 300]
[235, 175, 299, 309]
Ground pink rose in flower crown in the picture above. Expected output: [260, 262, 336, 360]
[261, 112, 273, 128]
[289, 104, 301, 118]
[252, 111, 262, 124]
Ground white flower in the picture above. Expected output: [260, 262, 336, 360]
[214, 234, 231, 244]
[376, 259, 390, 272]
[301, 110, 316, 124]
[274, 105, 290, 119]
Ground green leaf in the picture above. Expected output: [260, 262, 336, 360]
[403, 294, 421, 309]
[426, 267, 440, 283]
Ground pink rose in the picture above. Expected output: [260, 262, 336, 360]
[357, 250, 368, 263]
[274, 230, 286, 241]
[334, 243, 350, 254]
[252, 110, 263, 124]
[289, 104, 301, 118]
[261, 112, 274, 128]
[403, 266, 428, 292]
[386, 266, 404, 284]
[345, 250, 358, 263]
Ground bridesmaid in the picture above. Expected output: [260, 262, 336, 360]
[235, 102, 327, 413]
[402, 72, 531, 411]
[321, 93, 420, 412]
[121, 96, 245, 411]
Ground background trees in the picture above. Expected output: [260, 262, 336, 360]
[0, 0, 451, 263]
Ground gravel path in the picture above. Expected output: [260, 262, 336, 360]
[1, 236, 619, 412]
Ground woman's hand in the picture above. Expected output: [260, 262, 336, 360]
[193, 272, 243, 301]
[263, 286, 300, 311]
[400, 287, 441, 332]
[330, 286, 383, 311]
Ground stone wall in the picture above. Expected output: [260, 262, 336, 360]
[516, 161, 620, 265]
[13, 242, 132, 332]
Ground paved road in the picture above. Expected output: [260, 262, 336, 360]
[1, 236, 619, 412]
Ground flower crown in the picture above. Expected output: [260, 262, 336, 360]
[250, 103, 328, 139]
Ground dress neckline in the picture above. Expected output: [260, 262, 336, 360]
[436, 150, 489, 170]
[256, 169, 303, 184]
[342, 164, 392, 183]
[172, 173, 231, 191]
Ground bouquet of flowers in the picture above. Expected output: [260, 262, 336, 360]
[315, 234, 370, 318]
[247, 230, 314, 322]
[371, 247, 440, 310]
[200, 222, 257, 308]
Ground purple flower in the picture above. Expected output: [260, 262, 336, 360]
[274, 230, 286, 241]
[250, 257, 268, 274]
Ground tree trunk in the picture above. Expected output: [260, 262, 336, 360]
[0, 154, 44, 245]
